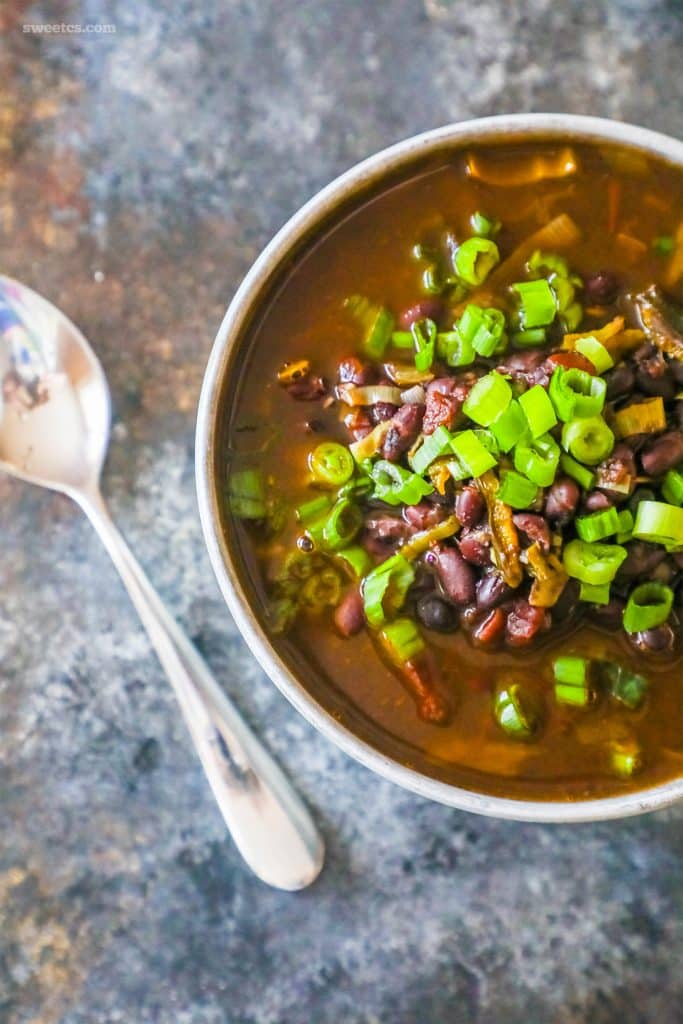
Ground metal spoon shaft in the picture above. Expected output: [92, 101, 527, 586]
[75, 486, 324, 891]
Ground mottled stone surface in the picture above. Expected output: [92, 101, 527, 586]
[1, 1, 683, 1022]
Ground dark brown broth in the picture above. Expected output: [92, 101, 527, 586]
[220, 140, 683, 801]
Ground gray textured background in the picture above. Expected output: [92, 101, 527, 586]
[1, 2, 683, 1022]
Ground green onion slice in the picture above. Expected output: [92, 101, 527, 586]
[563, 539, 628, 585]
[575, 505, 621, 543]
[599, 662, 648, 710]
[411, 317, 437, 372]
[511, 279, 557, 329]
[662, 468, 683, 507]
[228, 468, 267, 519]
[549, 368, 607, 421]
[409, 425, 453, 475]
[453, 237, 500, 287]
[344, 295, 394, 359]
[322, 498, 363, 551]
[513, 432, 560, 487]
[561, 415, 614, 466]
[512, 327, 547, 347]
[470, 211, 500, 238]
[462, 371, 512, 427]
[623, 582, 674, 633]
[559, 453, 595, 491]
[632, 500, 683, 548]
[362, 555, 415, 628]
[490, 400, 527, 453]
[498, 470, 539, 509]
[493, 682, 539, 740]
[449, 429, 497, 478]
[574, 335, 614, 374]
[371, 460, 434, 506]
[518, 383, 558, 438]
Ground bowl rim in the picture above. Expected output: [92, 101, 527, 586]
[196, 113, 683, 823]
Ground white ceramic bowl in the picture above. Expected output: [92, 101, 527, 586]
[196, 114, 683, 822]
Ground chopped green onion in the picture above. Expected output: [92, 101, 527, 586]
[574, 335, 614, 374]
[498, 470, 540, 509]
[493, 681, 539, 739]
[559, 453, 595, 491]
[561, 415, 614, 466]
[436, 330, 475, 367]
[411, 318, 437, 372]
[296, 493, 334, 525]
[575, 505, 621, 542]
[518, 384, 557, 438]
[449, 430, 497, 478]
[653, 235, 675, 255]
[579, 581, 611, 605]
[322, 498, 363, 551]
[380, 617, 425, 664]
[470, 211, 500, 238]
[511, 279, 557, 329]
[462, 372, 512, 427]
[450, 304, 507, 358]
[370, 460, 434, 506]
[228, 468, 267, 519]
[513, 432, 560, 487]
[549, 368, 607, 421]
[610, 740, 643, 778]
[623, 582, 674, 633]
[553, 655, 590, 686]
[409, 425, 454, 474]
[334, 544, 372, 579]
[563, 539, 628, 585]
[553, 656, 592, 707]
[391, 330, 415, 349]
[662, 467, 683, 507]
[490, 400, 527, 453]
[344, 295, 394, 359]
[632, 500, 683, 548]
[362, 555, 415, 628]
[599, 662, 648, 710]
[527, 250, 572, 279]
[309, 442, 355, 487]
[453, 237, 500, 286]
[512, 327, 547, 347]
[616, 508, 634, 544]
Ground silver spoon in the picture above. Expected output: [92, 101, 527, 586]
[0, 274, 324, 891]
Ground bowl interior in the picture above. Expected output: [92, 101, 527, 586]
[196, 114, 683, 821]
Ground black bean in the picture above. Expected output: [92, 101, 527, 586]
[455, 486, 485, 528]
[671, 359, 683, 386]
[618, 541, 666, 579]
[337, 357, 373, 386]
[605, 364, 635, 401]
[641, 432, 683, 477]
[545, 477, 580, 524]
[635, 353, 676, 400]
[416, 594, 458, 633]
[552, 578, 582, 623]
[475, 571, 512, 611]
[629, 624, 676, 654]
[584, 270, 619, 305]
[593, 597, 625, 630]
[583, 490, 614, 513]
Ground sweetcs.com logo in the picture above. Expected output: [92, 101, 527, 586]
[23, 22, 117, 34]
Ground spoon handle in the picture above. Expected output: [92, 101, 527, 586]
[74, 486, 324, 891]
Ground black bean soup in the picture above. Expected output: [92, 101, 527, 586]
[220, 140, 683, 801]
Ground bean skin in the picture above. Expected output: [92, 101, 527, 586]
[584, 270, 619, 305]
[629, 624, 676, 654]
[471, 607, 507, 647]
[545, 477, 580, 524]
[640, 431, 683, 477]
[455, 486, 486, 528]
[334, 587, 365, 637]
[416, 594, 459, 633]
[433, 545, 476, 605]
[605, 364, 635, 401]
[583, 490, 614, 513]
[475, 571, 513, 611]
[458, 527, 492, 567]
[593, 597, 626, 630]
